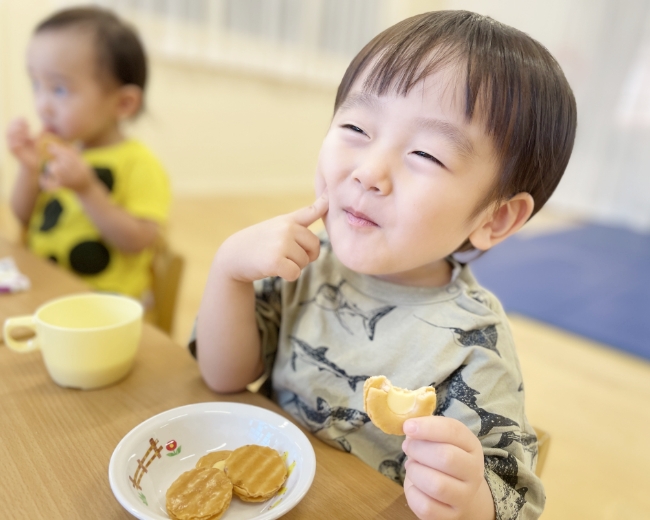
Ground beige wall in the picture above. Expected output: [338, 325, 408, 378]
[129, 63, 335, 196]
[0, 0, 53, 201]
[0, 0, 445, 202]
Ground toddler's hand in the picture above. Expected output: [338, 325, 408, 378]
[6, 118, 40, 173]
[217, 193, 329, 283]
[40, 143, 95, 194]
[402, 416, 489, 520]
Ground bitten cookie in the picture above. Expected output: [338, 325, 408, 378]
[363, 375, 437, 435]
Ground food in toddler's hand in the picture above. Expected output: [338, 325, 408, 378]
[363, 375, 437, 435]
[166, 467, 232, 520]
[36, 132, 68, 165]
[224, 444, 288, 502]
[196, 450, 232, 471]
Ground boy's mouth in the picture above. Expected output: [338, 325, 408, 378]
[344, 208, 378, 227]
[42, 124, 59, 136]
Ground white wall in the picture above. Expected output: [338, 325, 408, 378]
[0, 0, 54, 201]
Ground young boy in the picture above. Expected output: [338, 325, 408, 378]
[192, 10, 576, 520]
[6, 7, 170, 299]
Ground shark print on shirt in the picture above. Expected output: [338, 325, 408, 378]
[437, 366, 519, 436]
[415, 317, 501, 357]
[301, 281, 396, 340]
[379, 452, 407, 484]
[280, 392, 370, 452]
[289, 336, 370, 391]
[493, 431, 538, 462]
[485, 456, 528, 520]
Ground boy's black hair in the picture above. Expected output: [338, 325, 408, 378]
[335, 10, 577, 231]
[35, 6, 147, 94]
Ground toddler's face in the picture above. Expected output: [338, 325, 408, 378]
[315, 67, 501, 286]
[27, 29, 122, 147]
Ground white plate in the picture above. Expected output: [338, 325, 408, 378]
[109, 402, 316, 519]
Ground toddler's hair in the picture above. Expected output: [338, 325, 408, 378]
[335, 10, 577, 223]
[35, 6, 147, 94]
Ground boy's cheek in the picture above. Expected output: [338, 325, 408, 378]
[314, 170, 327, 197]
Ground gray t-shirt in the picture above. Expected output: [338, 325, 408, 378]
[190, 236, 544, 519]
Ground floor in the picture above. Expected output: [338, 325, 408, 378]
[2, 195, 649, 518]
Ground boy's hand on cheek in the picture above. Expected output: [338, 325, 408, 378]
[40, 144, 95, 194]
[217, 192, 328, 283]
[402, 417, 489, 520]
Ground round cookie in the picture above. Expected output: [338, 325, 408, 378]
[224, 445, 287, 502]
[363, 375, 437, 435]
[36, 132, 68, 165]
[196, 450, 232, 471]
[166, 467, 232, 520]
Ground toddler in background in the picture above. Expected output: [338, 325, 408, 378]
[192, 10, 576, 520]
[6, 6, 170, 300]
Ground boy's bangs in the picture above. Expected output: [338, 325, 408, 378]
[359, 32, 524, 176]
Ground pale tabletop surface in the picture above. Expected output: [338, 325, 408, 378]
[0, 238, 415, 519]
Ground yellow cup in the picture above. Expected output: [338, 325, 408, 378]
[3, 293, 143, 390]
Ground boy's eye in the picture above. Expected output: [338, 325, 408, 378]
[53, 85, 68, 96]
[342, 124, 366, 135]
[413, 150, 445, 168]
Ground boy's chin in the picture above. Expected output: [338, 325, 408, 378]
[328, 235, 384, 275]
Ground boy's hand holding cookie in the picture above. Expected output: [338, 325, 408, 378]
[6, 118, 41, 174]
[216, 192, 328, 283]
[39, 142, 95, 194]
[402, 417, 494, 520]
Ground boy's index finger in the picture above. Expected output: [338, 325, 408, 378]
[403, 416, 479, 453]
[290, 192, 329, 227]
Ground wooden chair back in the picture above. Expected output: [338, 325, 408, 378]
[147, 239, 184, 335]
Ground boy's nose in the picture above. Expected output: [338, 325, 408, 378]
[352, 153, 393, 195]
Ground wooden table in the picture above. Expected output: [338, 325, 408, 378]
[0, 238, 415, 519]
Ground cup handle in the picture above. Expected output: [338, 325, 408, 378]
[3, 316, 39, 353]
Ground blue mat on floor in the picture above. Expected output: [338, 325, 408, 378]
[471, 224, 650, 361]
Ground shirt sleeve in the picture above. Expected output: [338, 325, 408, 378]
[434, 337, 545, 519]
[254, 276, 283, 383]
[121, 149, 171, 223]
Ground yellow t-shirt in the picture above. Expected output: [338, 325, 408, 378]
[27, 140, 171, 298]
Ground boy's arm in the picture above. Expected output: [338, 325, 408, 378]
[6, 118, 42, 226]
[195, 194, 328, 393]
[43, 143, 158, 253]
[196, 260, 263, 393]
[75, 180, 159, 252]
[11, 164, 41, 226]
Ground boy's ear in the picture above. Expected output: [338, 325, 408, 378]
[115, 85, 143, 120]
[468, 192, 535, 251]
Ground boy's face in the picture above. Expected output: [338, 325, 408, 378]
[315, 67, 501, 286]
[27, 29, 122, 147]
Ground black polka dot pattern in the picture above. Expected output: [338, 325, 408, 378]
[69, 241, 110, 275]
[40, 199, 63, 231]
[93, 167, 115, 192]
